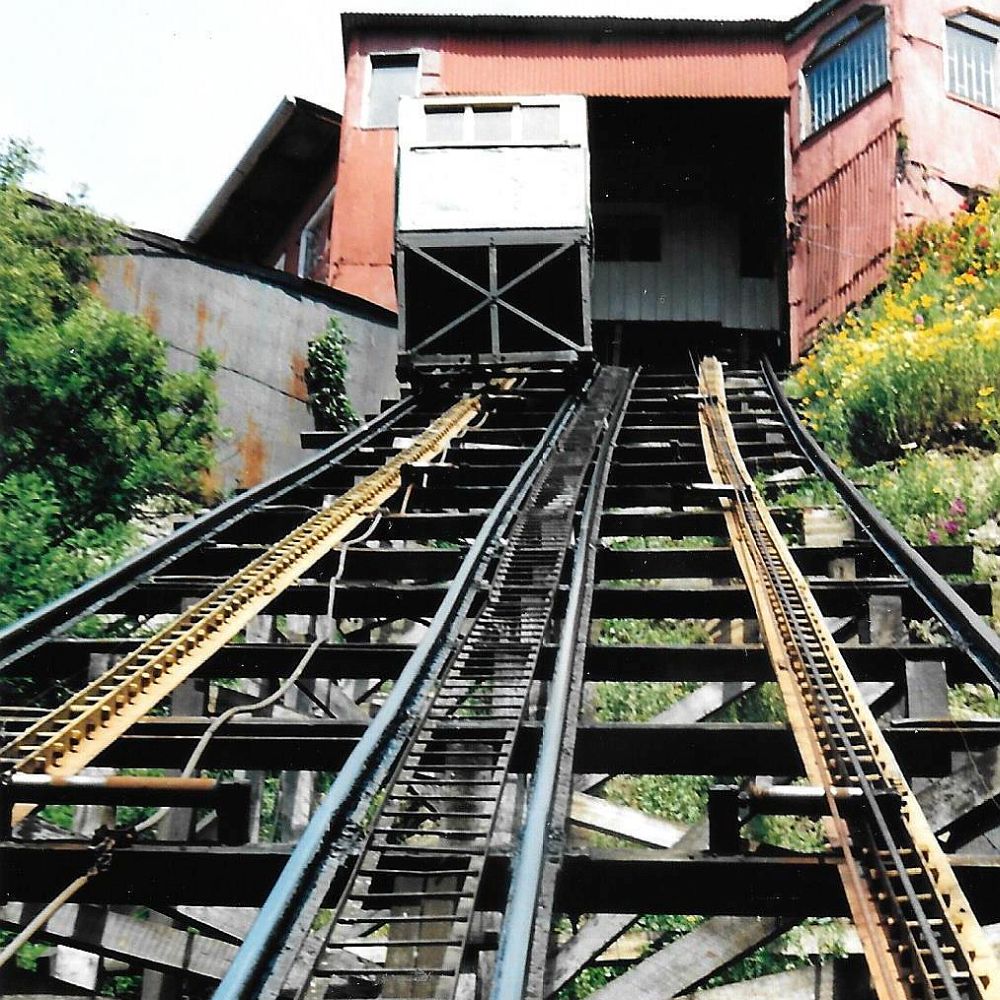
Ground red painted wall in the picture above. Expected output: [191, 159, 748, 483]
[785, 0, 901, 356]
[329, 29, 787, 314]
[895, 0, 1000, 225]
[439, 36, 787, 98]
[333, 6, 1000, 357]
[786, 0, 1000, 355]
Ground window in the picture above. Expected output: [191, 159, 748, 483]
[473, 106, 513, 143]
[802, 7, 888, 135]
[425, 106, 464, 143]
[420, 102, 562, 145]
[595, 215, 661, 262]
[521, 104, 560, 142]
[947, 13, 1000, 109]
[298, 190, 333, 280]
[365, 53, 420, 128]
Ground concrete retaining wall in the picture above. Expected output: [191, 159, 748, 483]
[97, 243, 399, 492]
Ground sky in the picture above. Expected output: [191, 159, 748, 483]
[2, 1, 809, 238]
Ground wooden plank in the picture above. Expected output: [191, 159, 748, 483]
[571, 793, 687, 849]
[0, 902, 236, 981]
[675, 962, 841, 1000]
[905, 660, 949, 719]
[170, 905, 256, 942]
[588, 915, 790, 1000]
[917, 748, 1000, 840]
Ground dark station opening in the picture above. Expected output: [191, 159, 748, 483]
[589, 98, 788, 367]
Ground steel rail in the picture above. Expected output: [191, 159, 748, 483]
[698, 358, 1000, 1000]
[0, 393, 420, 670]
[489, 366, 634, 1000]
[286, 368, 625, 1000]
[762, 355, 1000, 693]
[213, 369, 596, 1000]
[0, 386, 504, 823]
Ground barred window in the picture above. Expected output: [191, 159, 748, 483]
[803, 8, 889, 136]
[947, 14, 1000, 109]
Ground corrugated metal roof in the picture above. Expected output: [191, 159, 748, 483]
[188, 97, 341, 261]
[343, 3, 812, 27]
[341, 10, 799, 49]
[439, 37, 788, 99]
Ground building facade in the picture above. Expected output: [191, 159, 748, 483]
[321, 1, 1000, 361]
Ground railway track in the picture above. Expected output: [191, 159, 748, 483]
[700, 358, 999, 1000]
[3, 359, 1000, 1000]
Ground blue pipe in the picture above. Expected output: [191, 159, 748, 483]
[214, 375, 589, 1000]
[490, 369, 632, 1000]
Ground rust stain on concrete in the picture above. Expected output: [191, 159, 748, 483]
[122, 257, 137, 293]
[195, 298, 210, 349]
[141, 291, 160, 332]
[288, 350, 309, 402]
[237, 416, 268, 488]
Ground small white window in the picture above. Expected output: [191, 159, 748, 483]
[365, 53, 420, 128]
[425, 106, 465, 143]
[802, 7, 889, 136]
[473, 106, 514, 143]
[947, 13, 1000, 108]
[521, 104, 561, 142]
[419, 102, 562, 146]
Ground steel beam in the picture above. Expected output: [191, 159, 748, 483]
[600, 509, 799, 538]
[13, 640, 973, 687]
[5, 846, 1000, 919]
[596, 544, 974, 580]
[4, 640, 415, 682]
[591, 580, 993, 619]
[0, 719, 967, 776]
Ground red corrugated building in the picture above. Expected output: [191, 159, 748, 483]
[306, 2, 1000, 359]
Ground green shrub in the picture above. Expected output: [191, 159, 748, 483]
[0, 139, 220, 625]
[305, 317, 359, 432]
[859, 451, 1000, 545]
[791, 193, 1000, 462]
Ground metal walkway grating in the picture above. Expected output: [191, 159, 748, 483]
[301, 370, 620, 1000]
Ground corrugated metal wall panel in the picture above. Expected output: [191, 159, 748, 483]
[592, 204, 780, 329]
[439, 37, 788, 98]
[796, 125, 896, 350]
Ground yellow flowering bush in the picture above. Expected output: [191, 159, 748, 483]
[791, 193, 1000, 462]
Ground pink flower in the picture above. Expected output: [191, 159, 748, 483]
[950, 497, 967, 516]
[928, 528, 941, 544]
[915, 313, 925, 325]
[943, 520, 959, 536]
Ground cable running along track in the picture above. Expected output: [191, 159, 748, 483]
[698, 357, 1000, 1000]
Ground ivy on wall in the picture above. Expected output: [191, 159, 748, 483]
[305, 317, 359, 432]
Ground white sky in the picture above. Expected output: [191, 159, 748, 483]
[1, 1, 809, 238]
